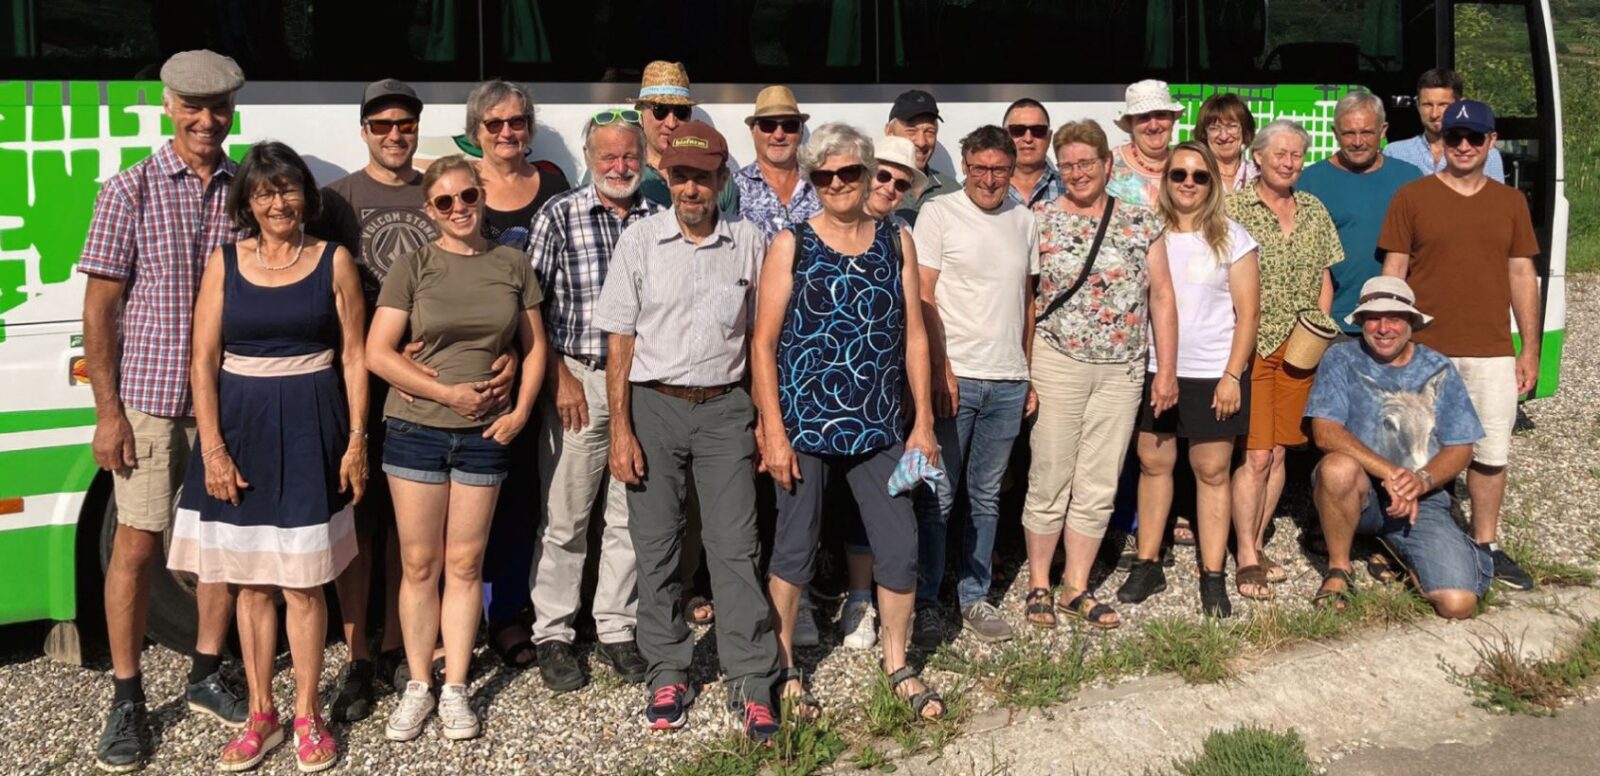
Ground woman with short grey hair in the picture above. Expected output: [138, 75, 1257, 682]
[463, 79, 572, 250]
[797, 121, 877, 177]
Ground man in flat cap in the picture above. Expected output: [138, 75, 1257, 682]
[79, 49, 249, 772]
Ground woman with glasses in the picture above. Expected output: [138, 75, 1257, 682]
[169, 142, 366, 772]
[464, 79, 572, 249]
[1107, 80, 1186, 207]
[753, 123, 944, 721]
[1195, 94, 1259, 193]
[1020, 120, 1177, 630]
[1117, 142, 1260, 618]
[367, 155, 550, 742]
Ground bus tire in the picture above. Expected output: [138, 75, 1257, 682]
[94, 481, 202, 654]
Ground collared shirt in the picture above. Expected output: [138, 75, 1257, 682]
[78, 142, 240, 417]
[894, 166, 956, 226]
[593, 210, 767, 386]
[1007, 163, 1064, 208]
[1383, 135, 1506, 183]
[1226, 157, 1261, 193]
[1224, 183, 1345, 357]
[730, 162, 821, 240]
[527, 184, 665, 361]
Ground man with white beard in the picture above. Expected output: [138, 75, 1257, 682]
[523, 111, 660, 692]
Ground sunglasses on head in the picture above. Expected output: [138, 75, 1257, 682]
[593, 108, 641, 126]
[1443, 129, 1489, 148]
[430, 187, 482, 212]
[756, 118, 802, 134]
[1167, 168, 1212, 186]
[363, 117, 419, 135]
[808, 164, 866, 188]
[875, 169, 911, 193]
[647, 103, 693, 122]
[1007, 124, 1050, 140]
[481, 115, 530, 134]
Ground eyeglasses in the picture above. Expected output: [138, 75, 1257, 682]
[1443, 129, 1489, 148]
[1007, 124, 1049, 140]
[592, 108, 641, 126]
[756, 118, 802, 134]
[1058, 158, 1103, 175]
[1167, 168, 1212, 186]
[646, 103, 693, 122]
[1205, 121, 1243, 137]
[429, 187, 482, 212]
[808, 164, 866, 188]
[481, 115, 530, 134]
[250, 187, 304, 205]
[363, 117, 419, 135]
[967, 164, 1015, 179]
[875, 169, 912, 193]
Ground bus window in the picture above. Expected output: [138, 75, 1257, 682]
[1454, 2, 1542, 220]
[1196, 0, 1434, 84]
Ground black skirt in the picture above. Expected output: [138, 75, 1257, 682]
[1136, 369, 1252, 439]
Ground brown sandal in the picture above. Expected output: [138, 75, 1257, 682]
[1235, 565, 1275, 600]
[1025, 587, 1057, 628]
[1260, 553, 1289, 584]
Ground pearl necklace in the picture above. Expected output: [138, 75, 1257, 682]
[256, 231, 306, 271]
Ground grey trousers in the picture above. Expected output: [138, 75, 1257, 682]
[627, 385, 777, 707]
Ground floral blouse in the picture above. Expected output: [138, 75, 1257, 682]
[1033, 198, 1166, 364]
[1224, 183, 1345, 357]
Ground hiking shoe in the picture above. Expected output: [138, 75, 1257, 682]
[646, 683, 690, 730]
[1485, 543, 1536, 590]
[911, 606, 944, 649]
[536, 641, 586, 693]
[1117, 559, 1169, 604]
[186, 671, 248, 727]
[792, 601, 820, 647]
[960, 601, 1014, 643]
[95, 700, 147, 773]
[329, 659, 375, 723]
[735, 700, 780, 745]
[596, 639, 649, 685]
[436, 684, 480, 740]
[1199, 571, 1233, 618]
[384, 681, 435, 741]
[839, 599, 877, 651]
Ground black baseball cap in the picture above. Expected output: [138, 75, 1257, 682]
[361, 79, 423, 118]
[889, 89, 942, 123]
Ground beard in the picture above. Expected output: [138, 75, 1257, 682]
[597, 172, 642, 200]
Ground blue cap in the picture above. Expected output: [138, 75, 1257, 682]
[1441, 99, 1495, 133]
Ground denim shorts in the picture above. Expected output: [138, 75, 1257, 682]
[1357, 483, 1492, 596]
[381, 418, 510, 486]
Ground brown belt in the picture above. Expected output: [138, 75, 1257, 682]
[639, 381, 738, 404]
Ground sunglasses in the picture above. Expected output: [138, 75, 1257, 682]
[808, 164, 866, 188]
[593, 108, 641, 125]
[1167, 168, 1212, 186]
[875, 169, 911, 193]
[1443, 129, 1489, 148]
[363, 117, 419, 135]
[756, 118, 802, 134]
[429, 187, 482, 212]
[647, 103, 693, 122]
[481, 115, 530, 134]
[1007, 124, 1050, 140]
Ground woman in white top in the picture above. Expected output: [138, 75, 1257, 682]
[1116, 141, 1260, 618]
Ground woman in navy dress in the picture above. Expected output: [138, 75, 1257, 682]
[169, 142, 368, 773]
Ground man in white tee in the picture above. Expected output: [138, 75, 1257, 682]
[912, 125, 1041, 646]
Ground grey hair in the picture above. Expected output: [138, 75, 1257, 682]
[1249, 118, 1312, 160]
[1334, 91, 1387, 127]
[465, 80, 536, 139]
[798, 122, 877, 176]
[582, 117, 646, 153]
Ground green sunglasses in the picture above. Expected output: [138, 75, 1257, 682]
[593, 108, 642, 126]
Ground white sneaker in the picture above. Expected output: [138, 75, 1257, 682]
[792, 601, 820, 647]
[437, 684, 481, 740]
[838, 599, 877, 650]
[384, 681, 434, 741]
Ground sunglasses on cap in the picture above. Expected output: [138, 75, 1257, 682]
[592, 108, 641, 125]
[875, 169, 911, 193]
[429, 187, 482, 212]
[1167, 168, 1212, 186]
[363, 117, 419, 135]
[481, 114, 530, 134]
[1007, 124, 1049, 140]
[808, 164, 866, 188]
[646, 103, 693, 122]
[1443, 128, 1489, 148]
[756, 118, 802, 134]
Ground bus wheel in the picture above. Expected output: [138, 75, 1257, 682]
[96, 490, 202, 654]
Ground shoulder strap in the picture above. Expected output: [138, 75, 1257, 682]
[884, 218, 904, 268]
[1036, 196, 1116, 324]
[787, 222, 809, 276]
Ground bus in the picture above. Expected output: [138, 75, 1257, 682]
[0, 0, 1567, 655]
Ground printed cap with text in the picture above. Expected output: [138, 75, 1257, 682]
[660, 120, 729, 172]
[1441, 99, 1495, 134]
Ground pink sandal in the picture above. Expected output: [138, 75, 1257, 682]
[293, 714, 339, 773]
[217, 710, 284, 772]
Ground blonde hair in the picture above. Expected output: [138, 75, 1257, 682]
[1157, 141, 1231, 265]
[422, 154, 482, 197]
[1050, 119, 1111, 161]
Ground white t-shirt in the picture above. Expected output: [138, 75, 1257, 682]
[1149, 219, 1258, 378]
[914, 191, 1041, 381]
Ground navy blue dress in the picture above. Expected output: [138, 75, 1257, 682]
[169, 242, 357, 588]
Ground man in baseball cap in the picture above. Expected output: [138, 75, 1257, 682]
[885, 89, 955, 225]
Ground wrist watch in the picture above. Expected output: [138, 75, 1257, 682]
[1415, 469, 1434, 490]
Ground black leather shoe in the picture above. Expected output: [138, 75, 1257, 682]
[95, 700, 147, 773]
[536, 641, 586, 693]
[185, 671, 247, 726]
[596, 639, 649, 684]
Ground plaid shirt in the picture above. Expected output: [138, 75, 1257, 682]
[527, 185, 664, 361]
[1006, 163, 1064, 208]
[78, 142, 239, 418]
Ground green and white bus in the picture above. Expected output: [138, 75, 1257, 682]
[0, 0, 1568, 654]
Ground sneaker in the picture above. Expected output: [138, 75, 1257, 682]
[384, 681, 435, 741]
[536, 641, 586, 693]
[735, 700, 780, 745]
[792, 601, 820, 647]
[645, 683, 690, 730]
[329, 659, 375, 723]
[436, 684, 480, 740]
[1485, 543, 1537, 590]
[911, 606, 944, 649]
[95, 700, 147, 773]
[839, 599, 877, 651]
[596, 639, 649, 685]
[960, 601, 1014, 643]
[186, 671, 248, 727]
[1116, 559, 1169, 604]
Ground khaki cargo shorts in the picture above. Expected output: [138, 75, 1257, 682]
[112, 408, 197, 531]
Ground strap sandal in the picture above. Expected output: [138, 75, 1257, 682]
[685, 594, 716, 626]
[292, 714, 338, 773]
[1025, 587, 1057, 628]
[1057, 589, 1121, 630]
[1259, 553, 1289, 584]
[1173, 517, 1197, 546]
[1234, 564, 1276, 601]
[1313, 567, 1357, 610]
[884, 663, 945, 721]
[488, 621, 536, 669]
[217, 710, 284, 772]
[776, 667, 822, 722]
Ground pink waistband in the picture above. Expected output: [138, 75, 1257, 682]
[221, 350, 334, 377]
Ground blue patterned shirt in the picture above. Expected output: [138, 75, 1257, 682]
[731, 162, 821, 240]
[1007, 163, 1064, 207]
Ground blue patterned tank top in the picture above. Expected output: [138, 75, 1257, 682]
[778, 220, 906, 455]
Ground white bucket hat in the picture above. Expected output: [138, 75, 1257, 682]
[873, 135, 929, 197]
[1346, 276, 1434, 329]
[1115, 79, 1185, 132]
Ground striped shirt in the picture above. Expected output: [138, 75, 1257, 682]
[78, 142, 240, 418]
[526, 185, 664, 361]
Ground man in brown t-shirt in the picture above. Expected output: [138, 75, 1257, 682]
[1379, 99, 1540, 590]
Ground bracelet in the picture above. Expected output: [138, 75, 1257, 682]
[1415, 468, 1435, 490]
[1222, 371, 1241, 383]
[201, 443, 228, 460]
[349, 428, 367, 438]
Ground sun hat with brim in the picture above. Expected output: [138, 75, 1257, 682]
[872, 135, 929, 197]
[1346, 276, 1434, 329]
[632, 61, 696, 106]
[1115, 79, 1185, 132]
[744, 85, 810, 126]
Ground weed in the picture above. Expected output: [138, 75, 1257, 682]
[1501, 534, 1598, 587]
[851, 744, 894, 772]
[1159, 725, 1316, 776]
[990, 636, 1096, 708]
[1136, 617, 1243, 684]
[642, 709, 847, 776]
[1445, 620, 1600, 715]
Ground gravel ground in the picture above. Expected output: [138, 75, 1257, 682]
[4, 276, 1597, 776]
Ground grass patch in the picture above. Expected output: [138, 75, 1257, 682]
[1501, 534, 1598, 587]
[1446, 620, 1600, 715]
[861, 669, 969, 758]
[634, 709, 848, 776]
[850, 743, 894, 772]
[1155, 726, 1316, 776]
[1134, 617, 1244, 684]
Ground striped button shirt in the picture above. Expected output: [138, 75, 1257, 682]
[78, 142, 240, 418]
[526, 185, 664, 361]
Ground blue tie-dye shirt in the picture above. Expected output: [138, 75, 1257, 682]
[1304, 340, 1483, 471]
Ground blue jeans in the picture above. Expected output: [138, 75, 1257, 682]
[915, 378, 1028, 609]
[1358, 482, 1493, 596]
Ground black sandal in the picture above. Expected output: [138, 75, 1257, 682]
[1058, 589, 1120, 630]
[1313, 568, 1357, 610]
[487, 622, 536, 669]
[778, 667, 822, 722]
[1199, 570, 1232, 618]
[884, 664, 944, 720]
[1025, 587, 1057, 628]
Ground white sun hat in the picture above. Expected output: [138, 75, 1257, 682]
[1115, 79, 1186, 132]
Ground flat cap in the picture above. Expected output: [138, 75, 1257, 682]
[160, 50, 245, 97]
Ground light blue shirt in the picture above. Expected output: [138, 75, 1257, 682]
[1383, 135, 1506, 183]
[1305, 341, 1483, 472]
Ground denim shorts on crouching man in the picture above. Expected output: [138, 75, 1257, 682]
[382, 418, 510, 486]
[1357, 483, 1493, 596]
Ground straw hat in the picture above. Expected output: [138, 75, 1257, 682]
[1345, 276, 1434, 328]
[873, 136, 928, 196]
[744, 85, 809, 125]
[1115, 79, 1185, 132]
[632, 61, 695, 106]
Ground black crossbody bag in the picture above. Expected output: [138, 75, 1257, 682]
[1035, 196, 1116, 323]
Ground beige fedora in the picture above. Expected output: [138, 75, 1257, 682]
[632, 61, 695, 106]
[744, 85, 810, 125]
[1346, 276, 1434, 329]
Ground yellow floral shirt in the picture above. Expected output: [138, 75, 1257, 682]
[1225, 184, 1344, 357]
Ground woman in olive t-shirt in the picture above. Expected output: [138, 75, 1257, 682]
[365, 154, 549, 741]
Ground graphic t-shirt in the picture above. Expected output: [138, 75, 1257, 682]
[317, 170, 439, 304]
[1304, 341, 1483, 472]
[1298, 159, 1424, 333]
[1150, 219, 1259, 378]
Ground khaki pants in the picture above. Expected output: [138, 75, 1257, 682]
[1449, 356, 1517, 468]
[113, 408, 197, 531]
